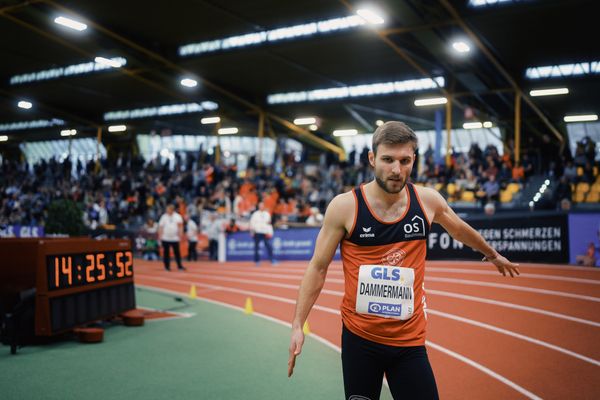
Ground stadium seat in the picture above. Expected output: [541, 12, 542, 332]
[576, 182, 590, 193]
[574, 191, 586, 203]
[585, 191, 599, 203]
[446, 183, 456, 195]
[461, 191, 475, 202]
[506, 183, 520, 194]
[500, 190, 513, 203]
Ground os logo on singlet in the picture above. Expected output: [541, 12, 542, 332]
[403, 215, 425, 238]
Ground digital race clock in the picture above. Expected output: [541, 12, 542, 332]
[47, 250, 133, 290]
[0, 238, 136, 336]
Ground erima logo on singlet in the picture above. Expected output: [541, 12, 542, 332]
[360, 226, 375, 238]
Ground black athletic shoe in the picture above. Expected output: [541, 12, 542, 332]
[178, 266, 187, 271]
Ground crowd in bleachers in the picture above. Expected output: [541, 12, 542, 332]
[0, 136, 598, 234]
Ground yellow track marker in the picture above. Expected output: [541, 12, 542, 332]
[244, 297, 254, 315]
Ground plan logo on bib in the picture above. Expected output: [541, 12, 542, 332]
[360, 226, 375, 238]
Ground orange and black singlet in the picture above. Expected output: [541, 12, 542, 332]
[340, 182, 431, 347]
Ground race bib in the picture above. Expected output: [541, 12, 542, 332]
[355, 265, 415, 320]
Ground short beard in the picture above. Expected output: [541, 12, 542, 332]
[375, 175, 405, 194]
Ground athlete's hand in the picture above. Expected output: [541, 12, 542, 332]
[483, 253, 520, 277]
[288, 327, 304, 377]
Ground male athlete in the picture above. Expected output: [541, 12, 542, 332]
[288, 121, 519, 399]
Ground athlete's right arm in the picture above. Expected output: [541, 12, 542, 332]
[288, 193, 351, 377]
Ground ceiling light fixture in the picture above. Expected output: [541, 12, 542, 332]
[54, 16, 87, 31]
[108, 125, 126, 132]
[309, 124, 318, 131]
[94, 57, 123, 68]
[201, 116, 221, 124]
[356, 9, 385, 24]
[293, 117, 316, 125]
[18, 101, 33, 109]
[60, 129, 77, 136]
[529, 88, 569, 97]
[0, 136, 8, 142]
[267, 76, 445, 104]
[376, 120, 384, 126]
[463, 122, 483, 129]
[218, 127, 238, 135]
[563, 114, 598, 123]
[452, 41, 470, 53]
[180, 78, 198, 88]
[333, 129, 358, 137]
[414, 97, 447, 106]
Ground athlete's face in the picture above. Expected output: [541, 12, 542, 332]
[369, 143, 415, 194]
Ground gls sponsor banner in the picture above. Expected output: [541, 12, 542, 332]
[225, 228, 341, 261]
[0, 225, 44, 238]
[426, 212, 569, 263]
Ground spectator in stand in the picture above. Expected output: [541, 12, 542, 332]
[306, 207, 324, 226]
[563, 161, 577, 183]
[206, 212, 221, 261]
[521, 154, 534, 180]
[185, 215, 199, 262]
[478, 175, 500, 206]
[582, 161, 595, 183]
[225, 218, 239, 234]
[141, 218, 159, 261]
[484, 202, 496, 216]
[553, 176, 572, 206]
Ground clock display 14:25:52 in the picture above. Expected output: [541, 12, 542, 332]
[47, 250, 133, 290]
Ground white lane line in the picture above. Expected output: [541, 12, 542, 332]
[137, 269, 600, 303]
[424, 261, 600, 272]
[136, 306, 195, 322]
[136, 283, 542, 399]
[137, 275, 600, 366]
[137, 271, 600, 303]
[138, 271, 600, 327]
[428, 268, 600, 285]
[426, 277, 600, 303]
[426, 309, 600, 367]
[155, 271, 344, 296]
[427, 289, 600, 328]
[138, 275, 338, 315]
[425, 341, 543, 400]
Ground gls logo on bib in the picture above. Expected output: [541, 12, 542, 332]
[403, 215, 425, 238]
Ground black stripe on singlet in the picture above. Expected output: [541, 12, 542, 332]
[347, 183, 430, 246]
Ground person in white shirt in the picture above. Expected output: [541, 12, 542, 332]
[249, 201, 277, 266]
[185, 215, 199, 261]
[206, 213, 222, 261]
[158, 204, 186, 271]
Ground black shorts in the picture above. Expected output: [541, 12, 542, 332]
[341, 325, 439, 400]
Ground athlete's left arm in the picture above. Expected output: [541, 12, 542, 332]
[424, 188, 520, 277]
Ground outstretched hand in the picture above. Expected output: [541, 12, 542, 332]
[288, 328, 305, 377]
[483, 254, 520, 277]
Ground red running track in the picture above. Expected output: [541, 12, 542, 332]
[134, 259, 600, 400]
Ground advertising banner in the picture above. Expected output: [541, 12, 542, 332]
[427, 213, 569, 263]
[0, 224, 45, 238]
[225, 228, 340, 261]
[568, 213, 600, 267]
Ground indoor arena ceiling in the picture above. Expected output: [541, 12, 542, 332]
[0, 0, 597, 153]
